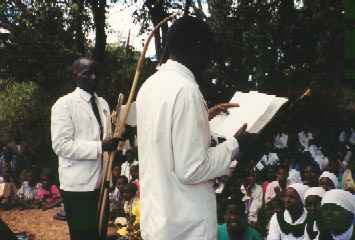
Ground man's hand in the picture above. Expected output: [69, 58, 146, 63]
[102, 137, 122, 152]
[208, 102, 239, 120]
[234, 124, 257, 153]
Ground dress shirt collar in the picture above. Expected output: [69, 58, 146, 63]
[75, 87, 98, 102]
[332, 225, 353, 240]
[160, 59, 197, 85]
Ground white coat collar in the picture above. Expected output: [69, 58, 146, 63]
[160, 60, 197, 85]
[75, 87, 98, 102]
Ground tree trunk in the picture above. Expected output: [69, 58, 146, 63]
[72, 0, 85, 54]
[91, 0, 107, 62]
[145, 0, 168, 60]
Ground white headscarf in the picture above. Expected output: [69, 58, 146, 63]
[319, 171, 338, 189]
[289, 183, 309, 204]
[321, 189, 355, 214]
[304, 187, 326, 201]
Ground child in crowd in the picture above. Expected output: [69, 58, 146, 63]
[130, 165, 139, 189]
[116, 183, 141, 240]
[240, 170, 263, 226]
[319, 171, 338, 191]
[264, 165, 290, 204]
[121, 150, 138, 181]
[110, 175, 128, 221]
[342, 156, 355, 193]
[267, 183, 309, 240]
[17, 170, 37, 209]
[301, 162, 320, 187]
[218, 200, 262, 240]
[34, 175, 61, 210]
[303, 187, 325, 240]
[0, 171, 17, 209]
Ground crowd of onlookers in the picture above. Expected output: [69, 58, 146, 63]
[0, 144, 61, 211]
[1, 122, 355, 240]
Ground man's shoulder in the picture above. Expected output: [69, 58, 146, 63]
[52, 90, 77, 109]
[137, 69, 198, 104]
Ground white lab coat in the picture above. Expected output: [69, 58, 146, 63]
[51, 87, 111, 192]
[136, 60, 239, 240]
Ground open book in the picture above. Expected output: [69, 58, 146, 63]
[209, 91, 288, 138]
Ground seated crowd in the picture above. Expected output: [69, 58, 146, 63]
[1, 123, 355, 240]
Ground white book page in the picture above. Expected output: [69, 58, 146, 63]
[209, 92, 288, 138]
[248, 97, 288, 133]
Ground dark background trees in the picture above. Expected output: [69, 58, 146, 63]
[0, 0, 351, 167]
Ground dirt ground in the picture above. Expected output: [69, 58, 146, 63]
[1, 207, 117, 240]
[0, 207, 69, 240]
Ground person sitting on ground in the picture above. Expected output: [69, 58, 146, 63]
[303, 187, 325, 240]
[267, 183, 309, 240]
[342, 156, 355, 193]
[318, 189, 355, 240]
[241, 169, 263, 226]
[218, 199, 262, 240]
[16, 170, 37, 209]
[120, 150, 138, 181]
[116, 183, 140, 240]
[301, 161, 320, 187]
[319, 171, 338, 191]
[110, 175, 128, 221]
[0, 171, 17, 209]
[35, 175, 61, 210]
[129, 165, 139, 189]
[111, 165, 121, 191]
[264, 165, 290, 204]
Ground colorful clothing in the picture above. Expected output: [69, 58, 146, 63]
[217, 224, 262, 240]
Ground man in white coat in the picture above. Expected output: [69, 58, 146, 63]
[136, 16, 251, 240]
[51, 57, 120, 240]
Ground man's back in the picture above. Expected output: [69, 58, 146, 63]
[137, 60, 237, 240]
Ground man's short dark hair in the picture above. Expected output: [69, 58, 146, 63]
[167, 16, 213, 59]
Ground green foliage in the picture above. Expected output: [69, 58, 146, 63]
[99, 45, 156, 106]
[0, 81, 39, 123]
[206, 0, 344, 102]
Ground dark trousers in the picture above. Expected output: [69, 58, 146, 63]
[0, 218, 17, 240]
[62, 190, 99, 240]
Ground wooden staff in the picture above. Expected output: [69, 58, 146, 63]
[98, 14, 177, 238]
[97, 93, 124, 214]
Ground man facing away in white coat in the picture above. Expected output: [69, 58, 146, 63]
[136, 16, 255, 240]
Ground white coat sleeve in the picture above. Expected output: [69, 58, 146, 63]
[171, 86, 239, 185]
[51, 98, 102, 160]
[267, 213, 282, 240]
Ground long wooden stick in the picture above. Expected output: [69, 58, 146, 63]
[97, 93, 124, 212]
[98, 14, 177, 238]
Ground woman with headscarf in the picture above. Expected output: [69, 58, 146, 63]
[266, 183, 309, 240]
[319, 171, 338, 191]
[303, 187, 326, 240]
[318, 189, 355, 240]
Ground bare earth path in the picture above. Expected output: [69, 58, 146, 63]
[1, 207, 116, 240]
[0, 207, 70, 240]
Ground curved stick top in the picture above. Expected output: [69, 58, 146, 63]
[114, 14, 177, 137]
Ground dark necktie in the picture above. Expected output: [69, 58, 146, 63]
[90, 96, 103, 140]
